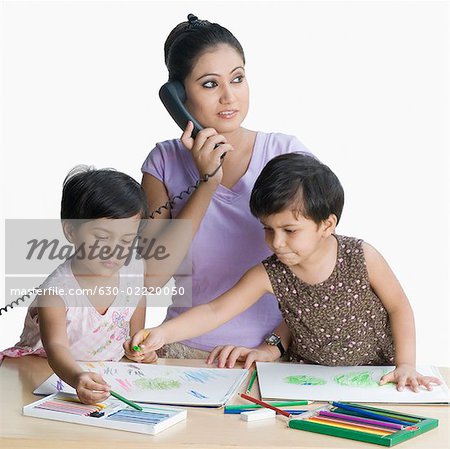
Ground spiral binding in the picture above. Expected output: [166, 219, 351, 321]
[1, 159, 225, 315]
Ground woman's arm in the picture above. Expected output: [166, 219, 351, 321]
[38, 295, 110, 403]
[130, 264, 272, 353]
[363, 242, 441, 391]
[141, 126, 234, 288]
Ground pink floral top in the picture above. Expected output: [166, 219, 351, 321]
[0, 256, 144, 363]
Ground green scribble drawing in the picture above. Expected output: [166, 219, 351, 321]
[134, 377, 180, 390]
[284, 375, 326, 386]
[334, 370, 390, 388]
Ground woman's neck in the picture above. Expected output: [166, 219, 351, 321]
[222, 127, 255, 153]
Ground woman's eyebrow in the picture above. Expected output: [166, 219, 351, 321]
[195, 66, 245, 81]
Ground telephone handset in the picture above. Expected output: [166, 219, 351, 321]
[159, 81, 203, 138]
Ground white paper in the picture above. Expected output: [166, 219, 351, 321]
[256, 363, 450, 404]
[34, 361, 248, 407]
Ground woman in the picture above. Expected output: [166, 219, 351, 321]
[141, 14, 311, 359]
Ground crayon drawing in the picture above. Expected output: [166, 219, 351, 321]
[284, 375, 326, 386]
[257, 363, 449, 404]
[333, 370, 391, 388]
[34, 361, 248, 407]
[134, 377, 181, 390]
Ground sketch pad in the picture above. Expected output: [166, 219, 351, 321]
[34, 361, 248, 407]
[256, 363, 449, 404]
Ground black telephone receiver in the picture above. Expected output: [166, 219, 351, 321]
[159, 81, 203, 138]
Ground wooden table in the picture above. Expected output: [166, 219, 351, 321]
[1, 357, 449, 449]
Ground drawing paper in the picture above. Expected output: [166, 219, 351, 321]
[34, 361, 248, 407]
[256, 363, 449, 404]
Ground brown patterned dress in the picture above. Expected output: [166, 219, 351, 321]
[263, 235, 395, 366]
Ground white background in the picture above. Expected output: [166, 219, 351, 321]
[1, 1, 449, 366]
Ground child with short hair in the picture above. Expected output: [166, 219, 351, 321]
[1, 166, 156, 404]
[130, 153, 441, 392]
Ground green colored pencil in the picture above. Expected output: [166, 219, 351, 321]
[246, 370, 258, 394]
[225, 400, 313, 410]
[110, 390, 143, 411]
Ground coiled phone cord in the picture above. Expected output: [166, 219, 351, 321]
[0, 293, 32, 316]
[149, 157, 224, 218]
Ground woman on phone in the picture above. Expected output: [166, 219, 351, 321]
[142, 14, 311, 359]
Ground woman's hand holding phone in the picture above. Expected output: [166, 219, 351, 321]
[181, 121, 234, 183]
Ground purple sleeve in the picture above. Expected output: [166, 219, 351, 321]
[141, 144, 165, 183]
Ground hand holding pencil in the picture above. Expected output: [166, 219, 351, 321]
[126, 327, 167, 360]
[123, 331, 158, 364]
[73, 371, 110, 405]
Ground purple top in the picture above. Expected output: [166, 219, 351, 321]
[142, 132, 311, 351]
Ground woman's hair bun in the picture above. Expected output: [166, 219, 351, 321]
[187, 13, 198, 25]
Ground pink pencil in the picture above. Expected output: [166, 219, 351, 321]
[240, 393, 291, 417]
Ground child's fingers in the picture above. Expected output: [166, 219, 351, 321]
[143, 351, 158, 363]
[140, 333, 165, 352]
[78, 389, 110, 405]
[86, 373, 110, 391]
[129, 329, 149, 350]
[396, 374, 408, 392]
[123, 338, 132, 352]
[126, 352, 145, 362]
[408, 378, 420, 393]
[426, 376, 442, 385]
[379, 371, 394, 385]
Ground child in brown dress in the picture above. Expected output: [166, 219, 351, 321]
[128, 153, 441, 392]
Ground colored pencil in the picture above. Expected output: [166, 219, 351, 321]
[331, 402, 410, 426]
[225, 400, 312, 411]
[246, 370, 258, 394]
[224, 408, 306, 415]
[319, 410, 404, 430]
[110, 390, 143, 411]
[308, 417, 393, 436]
[240, 393, 292, 417]
[338, 404, 421, 423]
[312, 414, 397, 433]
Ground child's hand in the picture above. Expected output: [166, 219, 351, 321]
[129, 327, 167, 354]
[123, 337, 158, 363]
[74, 372, 110, 404]
[379, 364, 442, 392]
[207, 344, 278, 369]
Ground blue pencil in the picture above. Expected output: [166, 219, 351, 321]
[224, 409, 306, 415]
[331, 402, 411, 426]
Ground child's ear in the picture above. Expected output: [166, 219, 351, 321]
[321, 214, 337, 237]
[62, 220, 76, 243]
